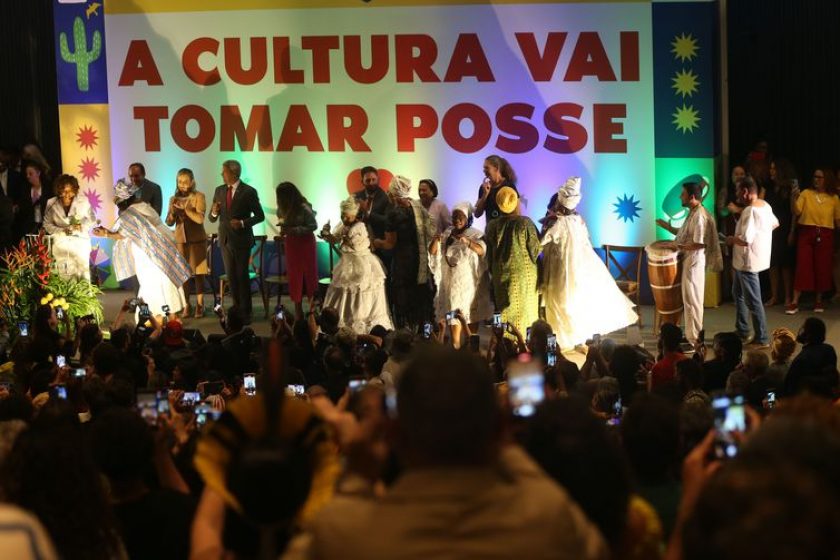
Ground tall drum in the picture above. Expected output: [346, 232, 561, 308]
[645, 241, 683, 331]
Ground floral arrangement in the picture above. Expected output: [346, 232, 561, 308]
[0, 233, 103, 335]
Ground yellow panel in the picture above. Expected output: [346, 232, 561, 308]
[704, 270, 721, 308]
[107, 0, 646, 15]
[58, 104, 117, 225]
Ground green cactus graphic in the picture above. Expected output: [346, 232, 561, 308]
[59, 17, 102, 92]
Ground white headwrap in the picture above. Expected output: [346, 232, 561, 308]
[113, 178, 139, 203]
[452, 201, 473, 221]
[340, 196, 360, 217]
[557, 176, 582, 210]
[389, 175, 412, 198]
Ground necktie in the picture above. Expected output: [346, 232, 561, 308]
[226, 185, 233, 211]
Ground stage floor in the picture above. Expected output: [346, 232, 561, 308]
[99, 290, 840, 367]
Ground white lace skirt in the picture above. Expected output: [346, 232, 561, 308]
[324, 253, 393, 332]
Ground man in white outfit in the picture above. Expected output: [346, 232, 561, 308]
[726, 176, 778, 347]
[657, 180, 722, 345]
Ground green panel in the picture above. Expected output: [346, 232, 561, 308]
[654, 157, 715, 240]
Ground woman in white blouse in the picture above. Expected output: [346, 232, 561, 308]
[418, 179, 451, 235]
[43, 174, 96, 281]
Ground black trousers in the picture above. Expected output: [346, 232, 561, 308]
[221, 243, 252, 317]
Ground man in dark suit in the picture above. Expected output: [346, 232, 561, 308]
[0, 194, 14, 253]
[355, 165, 393, 268]
[128, 162, 163, 215]
[209, 160, 265, 323]
[14, 166, 49, 244]
[0, 147, 26, 201]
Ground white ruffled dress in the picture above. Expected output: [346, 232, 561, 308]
[432, 226, 493, 325]
[324, 221, 394, 332]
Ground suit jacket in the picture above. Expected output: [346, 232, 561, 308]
[0, 195, 14, 251]
[208, 182, 265, 249]
[355, 187, 392, 239]
[0, 169, 26, 201]
[14, 187, 49, 241]
[137, 178, 163, 216]
[166, 191, 208, 244]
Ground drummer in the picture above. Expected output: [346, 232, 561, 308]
[656, 180, 723, 346]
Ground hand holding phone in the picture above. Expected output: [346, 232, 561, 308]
[712, 394, 746, 459]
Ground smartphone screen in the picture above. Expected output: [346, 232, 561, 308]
[349, 378, 367, 393]
[136, 391, 158, 425]
[56, 355, 66, 368]
[138, 304, 150, 316]
[162, 305, 170, 314]
[547, 334, 557, 353]
[53, 385, 68, 400]
[508, 365, 545, 418]
[56, 307, 65, 320]
[73, 368, 86, 378]
[492, 313, 501, 327]
[244, 374, 256, 396]
[157, 397, 171, 417]
[546, 351, 557, 367]
[445, 311, 454, 321]
[423, 322, 432, 339]
[712, 395, 746, 459]
[765, 390, 776, 410]
[18, 322, 29, 337]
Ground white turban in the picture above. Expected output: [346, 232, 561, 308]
[389, 175, 412, 198]
[113, 178, 139, 203]
[557, 176, 582, 210]
[452, 201, 473, 221]
[340, 196, 360, 217]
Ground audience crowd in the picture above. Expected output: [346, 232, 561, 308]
[0, 141, 837, 560]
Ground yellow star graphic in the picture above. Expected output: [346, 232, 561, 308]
[671, 33, 699, 62]
[671, 69, 699, 98]
[672, 104, 700, 133]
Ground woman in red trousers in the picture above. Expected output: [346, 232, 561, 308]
[276, 182, 319, 320]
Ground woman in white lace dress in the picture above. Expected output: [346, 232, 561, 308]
[321, 197, 393, 333]
[541, 177, 638, 350]
[430, 202, 492, 348]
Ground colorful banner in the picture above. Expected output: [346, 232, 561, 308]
[54, 0, 718, 253]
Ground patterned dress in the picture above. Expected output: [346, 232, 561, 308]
[485, 215, 541, 335]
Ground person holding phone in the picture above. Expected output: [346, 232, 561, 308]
[541, 177, 638, 350]
[430, 202, 492, 348]
[165, 168, 208, 318]
[94, 179, 190, 321]
[320, 197, 393, 332]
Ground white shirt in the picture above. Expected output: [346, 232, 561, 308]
[733, 201, 778, 272]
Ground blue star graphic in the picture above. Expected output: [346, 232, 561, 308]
[613, 194, 642, 223]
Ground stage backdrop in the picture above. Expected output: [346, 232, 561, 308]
[53, 0, 717, 263]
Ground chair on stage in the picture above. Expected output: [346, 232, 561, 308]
[603, 244, 644, 327]
[218, 235, 267, 316]
[262, 236, 288, 318]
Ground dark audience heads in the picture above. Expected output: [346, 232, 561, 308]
[797, 317, 826, 345]
[0, 394, 34, 423]
[527, 319, 553, 356]
[225, 305, 246, 333]
[676, 359, 705, 394]
[92, 342, 122, 378]
[610, 344, 644, 402]
[90, 407, 153, 484]
[659, 323, 683, 353]
[713, 332, 743, 363]
[363, 349, 388, 378]
[524, 397, 631, 548]
[621, 394, 680, 484]
[396, 346, 499, 467]
[319, 307, 340, 336]
[2, 423, 123, 560]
